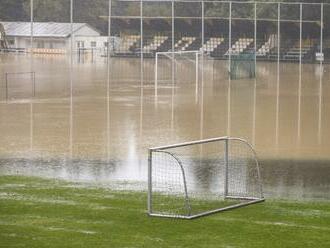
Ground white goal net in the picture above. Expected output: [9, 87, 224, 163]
[5, 72, 35, 102]
[148, 137, 264, 219]
[154, 50, 202, 98]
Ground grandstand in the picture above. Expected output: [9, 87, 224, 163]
[112, 33, 319, 62]
[109, 1, 327, 63]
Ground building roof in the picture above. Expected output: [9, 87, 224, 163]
[1, 22, 100, 38]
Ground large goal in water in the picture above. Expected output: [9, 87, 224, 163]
[148, 137, 264, 219]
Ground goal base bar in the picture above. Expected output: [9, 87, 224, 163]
[148, 198, 265, 220]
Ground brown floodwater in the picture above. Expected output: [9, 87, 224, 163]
[0, 53, 329, 199]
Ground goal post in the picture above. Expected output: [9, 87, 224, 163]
[148, 136, 264, 219]
[229, 53, 256, 80]
[5, 71, 36, 102]
[154, 50, 202, 99]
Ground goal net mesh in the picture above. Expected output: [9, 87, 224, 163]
[229, 53, 256, 80]
[149, 138, 264, 219]
[155, 51, 202, 88]
[5, 72, 35, 101]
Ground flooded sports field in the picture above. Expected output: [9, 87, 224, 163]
[0, 54, 330, 199]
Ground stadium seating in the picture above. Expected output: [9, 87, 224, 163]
[226, 38, 254, 55]
[201, 37, 224, 53]
[143, 36, 168, 53]
[174, 37, 196, 51]
[116, 35, 140, 54]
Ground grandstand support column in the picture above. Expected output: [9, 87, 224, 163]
[228, 1, 232, 75]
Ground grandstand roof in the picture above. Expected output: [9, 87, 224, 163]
[1, 22, 100, 38]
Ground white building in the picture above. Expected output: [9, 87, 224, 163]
[1, 22, 109, 53]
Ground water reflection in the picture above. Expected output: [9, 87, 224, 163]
[0, 54, 330, 199]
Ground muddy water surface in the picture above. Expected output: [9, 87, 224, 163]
[0, 54, 329, 199]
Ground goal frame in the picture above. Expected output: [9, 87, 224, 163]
[147, 136, 265, 219]
[5, 71, 36, 102]
[154, 50, 201, 99]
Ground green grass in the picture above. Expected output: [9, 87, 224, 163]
[0, 176, 330, 248]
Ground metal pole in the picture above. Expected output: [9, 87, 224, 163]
[147, 149, 152, 214]
[320, 3, 323, 65]
[171, 0, 175, 85]
[5, 73, 8, 102]
[201, 1, 205, 55]
[275, 2, 281, 147]
[254, 2, 257, 76]
[155, 53, 158, 99]
[69, 0, 73, 158]
[297, 3, 302, 142]
[30, 0, 33, 54]
[228, 1, 232, 75]
[277, 3, 280, 64]
[195, 52, 199, 102]
[299, 3, 302, 65]
[107, 0, 112, 161]
[32, 72, 35, 98]
[108, 0, 112, 58]
[224, 138, 229, 197]
[140, 0, 143, 87]
[70, 0, 73, 62]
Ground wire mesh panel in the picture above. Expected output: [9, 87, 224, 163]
[5, 72, 35, 101]
[229, 53, 255, 80]
[148, 137, 264, 219]
[155, 50, 202, 96]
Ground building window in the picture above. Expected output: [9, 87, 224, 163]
[91, 41, 96, 48]
[104, 42, 108, 47]
[76, 41, 84, 48]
